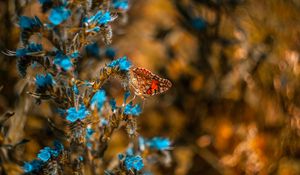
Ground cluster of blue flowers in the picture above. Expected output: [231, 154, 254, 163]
[191, 17, 206, 30]
[86, 42, 100, 58]
[113, 137, 171, 171]
[112, 0, 129, 10]
[124, 155, 144, 171]
[85, 11, 113, 26]
[147, 137, 171, 151]
[124, 103, 142, 116]
[83, 11, 114, 33]
[38, 147, 58, 162]
[38, 0, 71, 26]
[105, 47, 116, 58]
[15, 0, 173, 174]
[116, 137, 171, 174]
[23, 141, 64, 173]
[108, 56, 132, 71]
[66, 104, 90, 122]
[19, 16, 43, 30]
[91, 90, 107, 111]
[119, 149, 144, 171]
[23, 160, 43, 173]
[85, 43, 117, 59]
[49, 6, 71, 25]
[139, 137, 171, 151]
[53, 52, 73, 71]
[16, 43, 43, 57]
[35, 73, 55, 89]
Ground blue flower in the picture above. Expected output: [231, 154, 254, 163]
[16, 43, 43, 57]
[35, 73, 55, 88]
[113, 0, 129, 10]
[124, 103, 142, 116]
[98, 11, 111, 25]
[86, 11, 112, 25]
[23, 160, 43, 173]
[101, 118, 108, 126]
[87, 142, 92, 148]
[91, 90, 107, 111]
[124, 155, 144, 171]
[147, 137, 171, 151]
[86, 128, 94, 139]
[49, 7, 71, 25]
[86, 42, 100, 58]
[66, 104, 90, 122]
[54, 53, 73, 70]
[23, 162, 33, 173]
[70, 51, 79, 58]
[105, 47, 116, 58]
[119, 57, 132, 71]
[124, 104, 132, 114]
[37, 147, 52, 162]
[108, 57, 132, 71]
[131, 105, 142, 116]
[24, 142, 64, 173]
[192, 17, 206, 30]
[19, 16, 42, 30]
[19, 16, 33, 29]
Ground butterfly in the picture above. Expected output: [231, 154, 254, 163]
[129, 67, 172, 98]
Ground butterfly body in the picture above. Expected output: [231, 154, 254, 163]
[146, 80, 159, 95]
[129, 67, 172, 98]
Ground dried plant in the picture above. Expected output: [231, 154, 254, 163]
[3, 0, 173, 174]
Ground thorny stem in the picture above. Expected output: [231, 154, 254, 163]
[97, 112, 121, 158]
[87, 66, 126, 107]
[69, 121, 86, 175]
[91, 113, 121, 175]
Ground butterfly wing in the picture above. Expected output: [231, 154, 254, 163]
[129, 67, 172, 97]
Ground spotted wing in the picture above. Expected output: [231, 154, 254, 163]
[129, 67, 172, 97]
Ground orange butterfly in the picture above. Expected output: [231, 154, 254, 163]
[129, 67, 172, 98]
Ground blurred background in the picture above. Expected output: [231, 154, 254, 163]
[1, 0, 300, 174]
